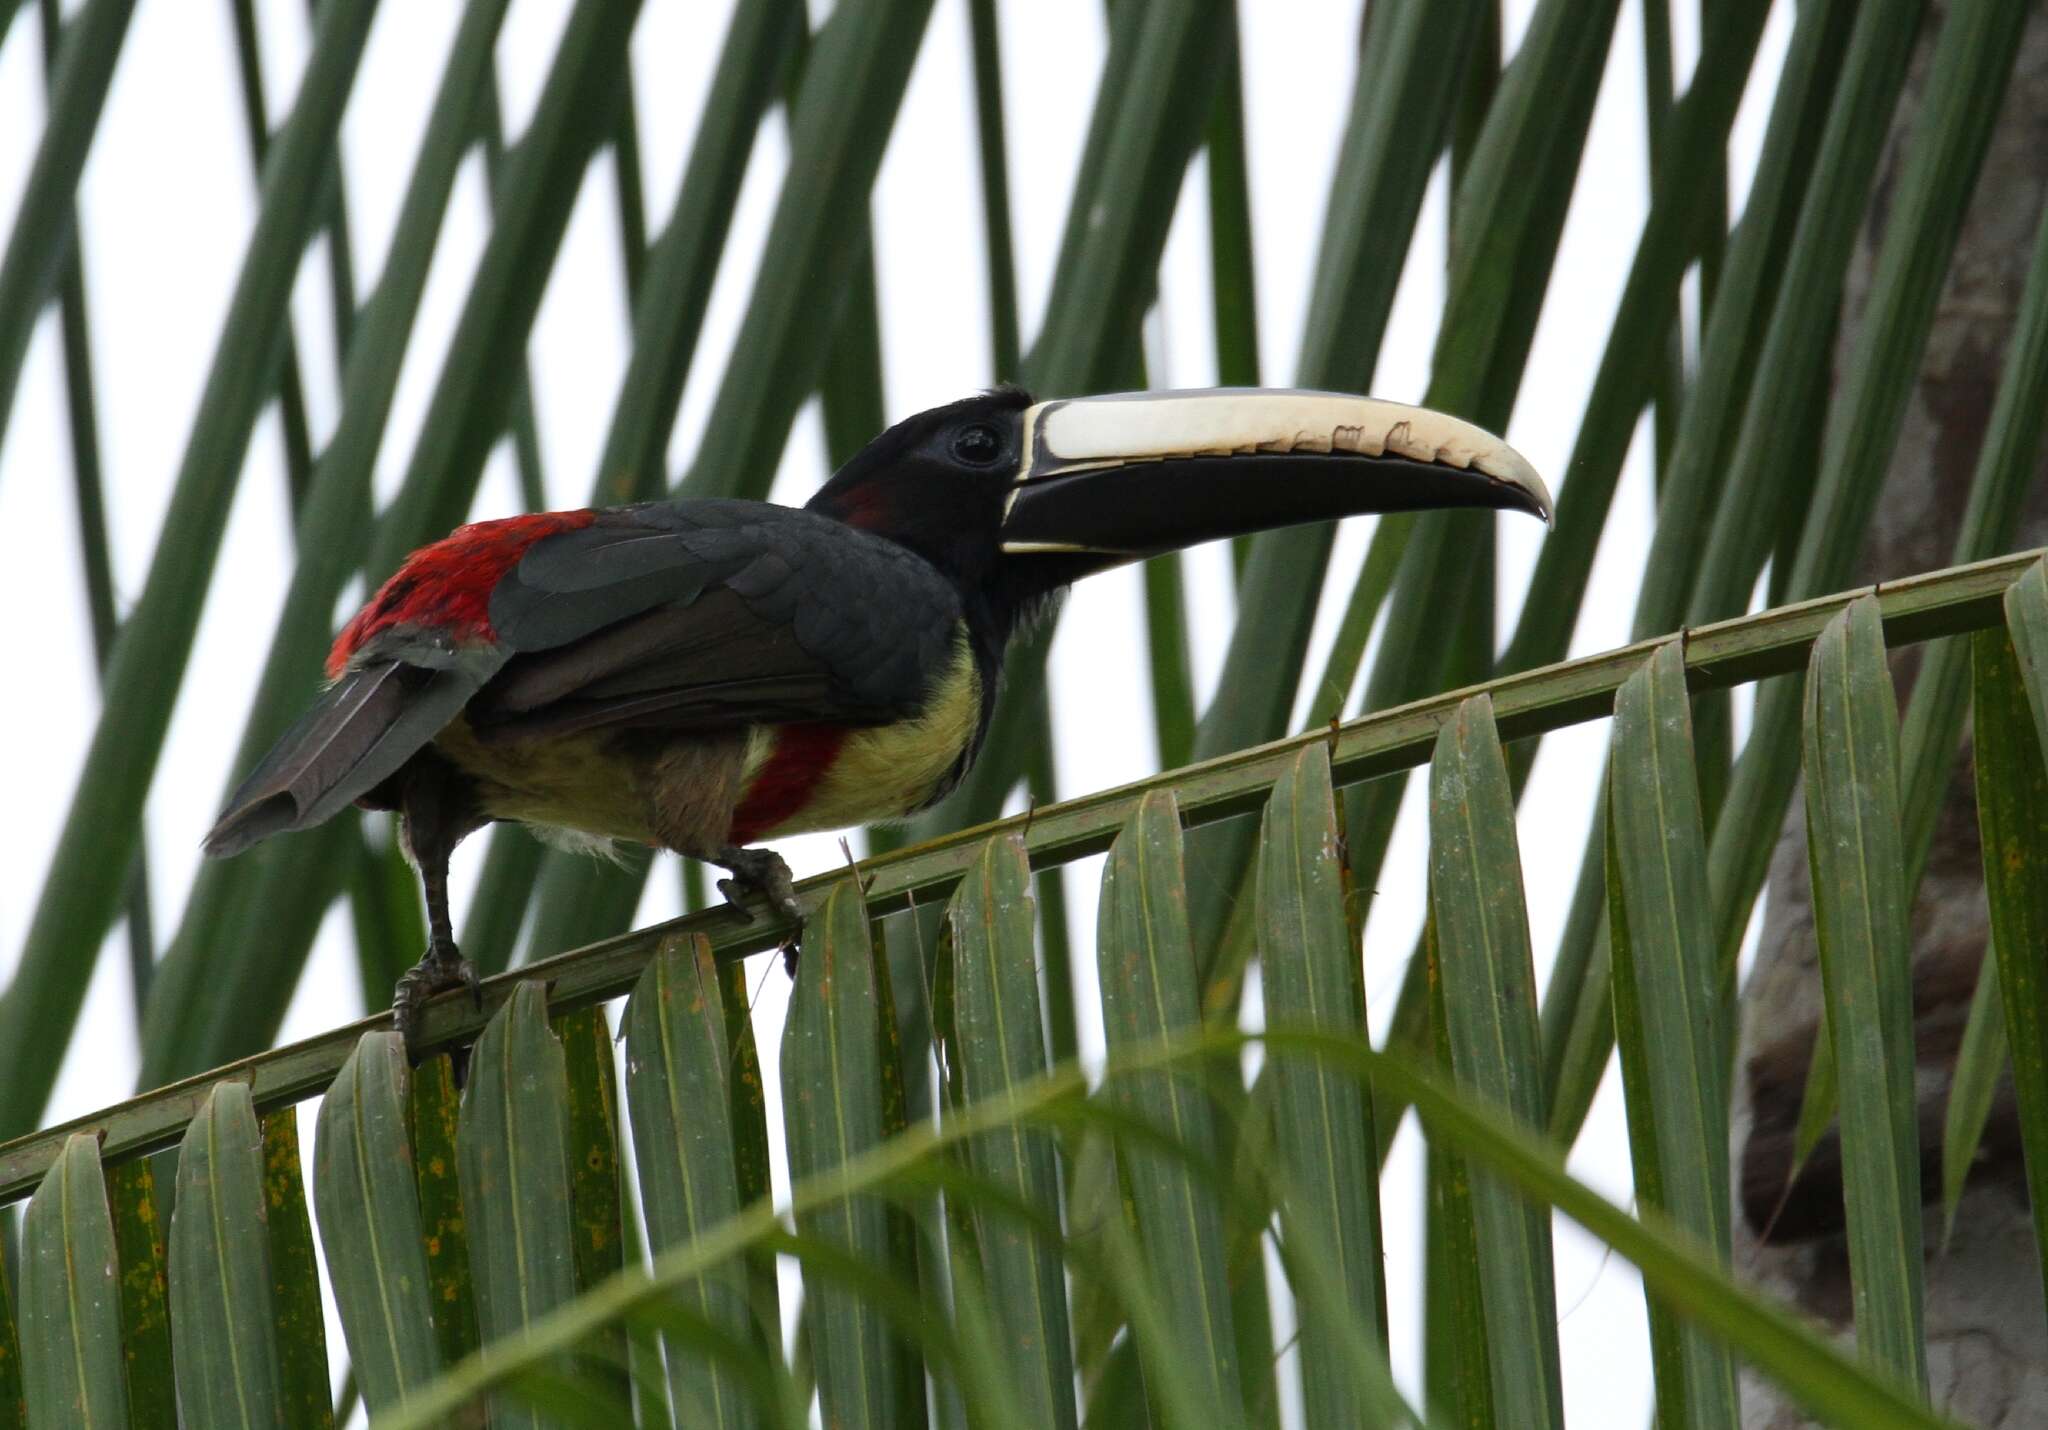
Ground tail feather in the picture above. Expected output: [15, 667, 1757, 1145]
[204, 658, 491, 857]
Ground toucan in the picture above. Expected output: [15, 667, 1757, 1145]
[205, 387, 1550, 1043]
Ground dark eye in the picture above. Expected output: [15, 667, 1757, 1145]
[951, 423, 1002, 465]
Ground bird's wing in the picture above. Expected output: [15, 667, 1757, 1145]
[469, 501, 965, 739]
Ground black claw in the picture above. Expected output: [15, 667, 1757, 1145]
[713, 846, 803, 929]
[715, 877, 758, 923]
[391, 942, 480, 1056]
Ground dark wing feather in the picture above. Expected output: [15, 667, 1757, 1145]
[471, 592, 842, 738]
[470, 502, 962, 741]
[203, 646, 503, 857]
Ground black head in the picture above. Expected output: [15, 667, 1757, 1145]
[806, 386, 1035, 588]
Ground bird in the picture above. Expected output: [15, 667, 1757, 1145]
[204, 386, 1550, 1047]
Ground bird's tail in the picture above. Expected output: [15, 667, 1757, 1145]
[203, 659, 486, 858]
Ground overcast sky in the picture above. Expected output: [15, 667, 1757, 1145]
[0, 2, 1794, 1422]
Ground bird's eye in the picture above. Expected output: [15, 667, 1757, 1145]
[951, 423, 1003, 465]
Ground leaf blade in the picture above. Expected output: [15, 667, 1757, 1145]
[101, 1157, 170, 1428]
[1255, 744, 1388, 1427]
[168, 1084, 285, 1427]
[1801, 597, 1927, 1390]
[0, 0, 137, 464]
[781, 881, 925, 1429]
[943, 835, 1077, 1430]
[623, 937, 762, 1429]
[261, 1108, 332, 1428]
[1096, 790, 1245, 1425]
[459, 983, 579, 1429]
[1427, 695, 1564, 1427]
[1605, 642, 1740, 1428]
[1974, 569, 2048, 1304]
[409, 1053, 479, 1379]
[19, 1136, 127, 1428]
[312, 1034, 442, 1413]
[0, 1212, 19, 1430]
[555, 1006, 625, 1406]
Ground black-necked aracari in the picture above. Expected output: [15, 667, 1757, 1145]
[205, 387, 1550, 1043]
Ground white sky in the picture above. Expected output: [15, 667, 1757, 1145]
[0, 1, 1796, 1423]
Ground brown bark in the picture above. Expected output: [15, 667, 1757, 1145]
[1733, 7, 2048, 1425]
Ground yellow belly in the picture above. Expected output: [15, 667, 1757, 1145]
[434, 718, 658, 844]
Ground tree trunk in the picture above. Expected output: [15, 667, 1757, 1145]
[1733, 7, 2048, 1424]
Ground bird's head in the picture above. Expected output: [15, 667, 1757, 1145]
[806, 386, 1039, 585]
[807, 385, 1552, 616]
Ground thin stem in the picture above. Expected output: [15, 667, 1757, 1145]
[39, 0, 154, 1013]
[476, 71, 552, 514]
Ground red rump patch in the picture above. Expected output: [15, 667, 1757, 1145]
[727, 724, 851, 845]
[327, 509, 596, 677]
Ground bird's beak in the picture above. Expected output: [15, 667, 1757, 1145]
[1000, 388, 1551, 569]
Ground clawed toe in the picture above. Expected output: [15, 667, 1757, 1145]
[714, 869, 801, 977]
[391, 945, 480, 1053]
[713, 846, 803, 927]
[715, 877, 758, 923]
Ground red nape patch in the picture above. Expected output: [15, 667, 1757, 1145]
[825, 483, 891, 532]
[727, 724, 852, 845]
[326, 509, 596, 677]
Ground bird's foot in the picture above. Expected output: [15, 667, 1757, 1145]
[391, 940, 483, 1053]
[713, 844, 803, 926]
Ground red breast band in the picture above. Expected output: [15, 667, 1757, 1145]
[726, 724, 851, 845]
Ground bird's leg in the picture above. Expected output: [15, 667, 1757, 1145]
[392, 758, 485, 1054]
[640, 734, 803, 964]
[712, 844, 802, 926]
[391, 850, 482, 1048]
